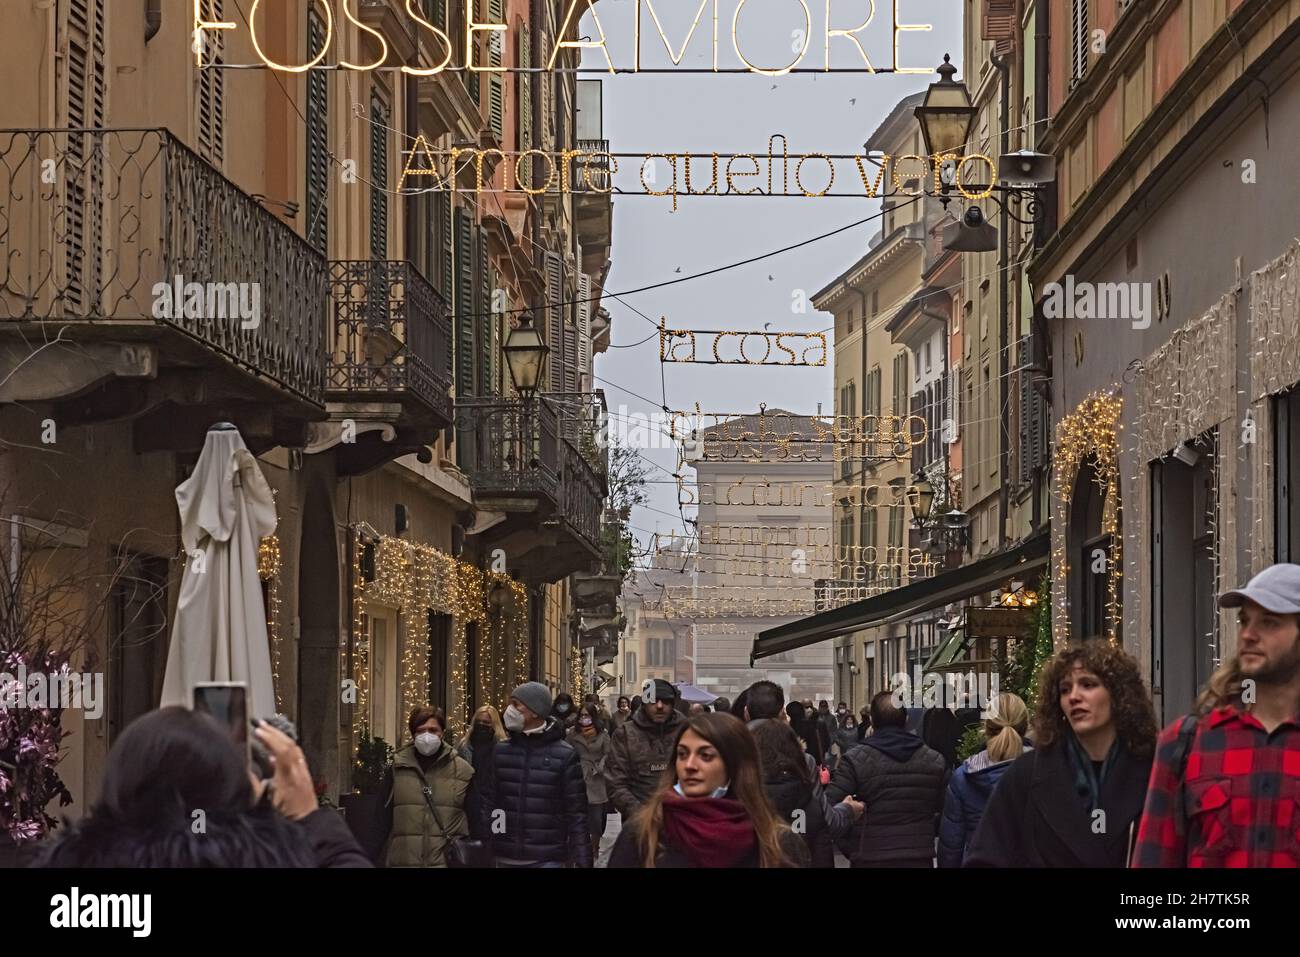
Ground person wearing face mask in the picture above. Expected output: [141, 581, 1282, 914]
[567, 704, 613, 860]
[376, 707, 475, 868]
[611, 696, 633, 734]
[479, 682, 591, 868]
[608, 712, 809, 867]
[965, 642, 1157, 867]
[607, 679, 686, 824]
[552, 692, 578, 730]
[458, 705, 508, 841]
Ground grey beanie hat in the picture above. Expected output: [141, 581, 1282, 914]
[511, 681, 553, 719]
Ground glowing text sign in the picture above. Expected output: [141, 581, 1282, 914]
[195, 0, 938, 76]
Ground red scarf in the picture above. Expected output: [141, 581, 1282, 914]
[660, 792, 757, 867]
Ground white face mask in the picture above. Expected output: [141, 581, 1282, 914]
[503, 705, 526, 732]
[674, 781, 731, 799]
[414, 732, 441, 756]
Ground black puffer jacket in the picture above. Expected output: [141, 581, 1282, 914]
[479, 718, 591, 867]
[826, 729, 948, 867]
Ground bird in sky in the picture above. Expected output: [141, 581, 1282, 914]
[675, 266, 682, 273]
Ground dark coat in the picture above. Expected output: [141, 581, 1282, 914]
[606, 707, 685, 819]
[763, 771, 854, 868]
[826, 729, 948, 867]
[963, 742, 1153, 868]
[607, 820, 811, 868]
[937, 746, 1029, 867]
[478, 718, 591, 867]
[34, 804, 370, 868]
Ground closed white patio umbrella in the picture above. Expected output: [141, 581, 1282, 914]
[160, 423, 277, 717]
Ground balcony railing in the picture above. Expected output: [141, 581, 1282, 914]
[326, 260, 453, 425]
[456, 393, 605, 553]
[574, 140, 611, 193]
[0, 129, 327, 404]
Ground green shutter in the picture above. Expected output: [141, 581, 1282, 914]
[439, 191, 453, 299]
[455, 208, 475, 401]
[488, 0, 504, 139]
[476, 226, 491, 396]
[517, 27, 531, 186]
[466, 0, 480, 104]
[305, 7, 329, 253]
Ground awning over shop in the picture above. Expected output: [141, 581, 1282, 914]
[750, 533, 1049, 663]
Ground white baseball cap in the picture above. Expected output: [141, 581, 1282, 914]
[1218, 563, 1300, 614]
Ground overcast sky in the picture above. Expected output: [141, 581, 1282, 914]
[582, 0, 963, 552]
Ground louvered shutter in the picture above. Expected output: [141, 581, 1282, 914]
[489, 270, 502, 396]
[1017, 339, 1031, 484]
[540, 31, 553, 151]
[488, 0, 504, 140]
[517, 27, 532, 186]
[306, 6, 330, 253]
[546, 254, 563, 392]
[65, 0, 106, 312]
[196, 0, 224, 166]
[370, 92, 389, 259]
[439, 191, 453, 299]
[563, 299, 579, 394]
[577, 273, 591, 390]
[429, 0, 446, 31]
[1071, 0, 1088, 84]
[476, 226, 491, 395]
[455, 209, 476, 400]
[466, 0, 480, 105]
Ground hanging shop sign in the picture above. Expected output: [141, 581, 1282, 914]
[198, 0, 941, 76]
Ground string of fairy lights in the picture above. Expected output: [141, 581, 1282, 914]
[348, 526, 529, 743]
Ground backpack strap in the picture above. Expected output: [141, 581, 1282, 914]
[1170, 714, 1200, 841]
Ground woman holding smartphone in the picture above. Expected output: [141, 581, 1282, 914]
[964, 642, 1157, 867]
[608, 712, 809, 868]
[377, 706, 476, 868]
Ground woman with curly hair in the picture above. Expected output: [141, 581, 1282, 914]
[964, 641, 1157, 867]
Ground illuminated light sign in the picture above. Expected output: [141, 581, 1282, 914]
[659, 321, 827, 366]
[197, 0, 939, 76]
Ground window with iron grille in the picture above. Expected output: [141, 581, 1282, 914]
[370, 91, 389, 259]
[305, 6, 329, 254]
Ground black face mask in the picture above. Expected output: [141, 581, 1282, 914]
[471, 725, 494, 742]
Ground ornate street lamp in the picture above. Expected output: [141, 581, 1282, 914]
[914, 55, 976, 158]
[503, 311, 549, 402]
[909, 473, 935, 526]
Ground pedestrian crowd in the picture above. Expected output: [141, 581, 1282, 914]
[30, 563, 1300, 868]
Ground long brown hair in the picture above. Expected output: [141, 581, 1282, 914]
[630, 712, 793, 868]
[1033, 640, 1157, 758]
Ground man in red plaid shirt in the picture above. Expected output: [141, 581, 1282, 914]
[1133, 563, 1300, 867]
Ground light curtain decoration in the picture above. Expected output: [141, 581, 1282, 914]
[349, 527, 529, 740]
[1051, 391, 1123, 648]
[257, 535, 283, 711]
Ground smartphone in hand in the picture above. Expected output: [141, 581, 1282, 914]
[192, 682, 250, 759]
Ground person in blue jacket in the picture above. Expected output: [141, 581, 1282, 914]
[938, 692, 1031, 867]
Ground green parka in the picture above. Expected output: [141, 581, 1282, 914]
[382, 742, 474, 868]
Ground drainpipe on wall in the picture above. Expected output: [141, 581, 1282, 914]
[145, 0, 162, 43]
[1031, 0, 1053, 534]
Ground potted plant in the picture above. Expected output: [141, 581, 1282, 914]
[339, 730, 393, 861]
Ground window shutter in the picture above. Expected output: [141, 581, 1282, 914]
[564, 303, 579, 393]
[577, 274, 591, 391]
[1071, 0, 1089, 84]
[488, 0, 504, 140]
[430, 0, 446, 31]
[517, 27, 532, 186]
[455, 208, 475, 400]
[490, 271, 503, 396]
[476, 226, 491, 395]
[306, 6, 330, 253]
[370, 92, 389, 259]
[439, 191, 453, 299]
[466, 0, 480, 105]
[196, 0, 224, 166]
[65, 0, 106, 311]
[546, 253, 563, 392]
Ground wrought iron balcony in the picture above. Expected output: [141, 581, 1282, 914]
[455, 393, 607, 576]
[0, 128, 327, 407]
[326, 260, 453, 431]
